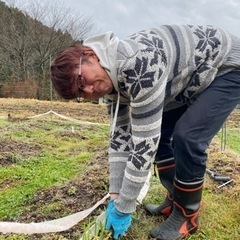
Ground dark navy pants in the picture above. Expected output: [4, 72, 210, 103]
[157, 71, 240, 181]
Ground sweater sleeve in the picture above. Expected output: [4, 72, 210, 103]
[108, 103, 131, 194]
[114, 82, 167, 213]
[109, 34, 170, 213]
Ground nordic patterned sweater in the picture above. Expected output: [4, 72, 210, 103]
[83, 25, 240, 213]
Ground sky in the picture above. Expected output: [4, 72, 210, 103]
[3, 0, 240, 39]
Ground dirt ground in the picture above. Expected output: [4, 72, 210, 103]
[0, 99, 240, 239]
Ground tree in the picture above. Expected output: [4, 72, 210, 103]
[0, 0, 98, 99]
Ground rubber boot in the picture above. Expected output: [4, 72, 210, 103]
[145, 157, 175, 217]
[150, 178, 204, 240]
[145, 191, 173, 217]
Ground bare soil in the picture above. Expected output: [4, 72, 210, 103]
[0, 98, 239, 239]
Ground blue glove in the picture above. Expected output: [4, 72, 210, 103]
[105, 203, 132, 239]
[106, 199, 115, 216]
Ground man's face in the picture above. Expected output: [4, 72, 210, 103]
[75, 54, 113, 100]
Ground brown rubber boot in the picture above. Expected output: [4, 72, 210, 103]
[150, 178, 204, 240]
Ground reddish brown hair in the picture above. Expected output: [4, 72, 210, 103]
[50, 44, 89, 99]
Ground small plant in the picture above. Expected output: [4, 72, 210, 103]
[67, 186, 77, 196]
[81, 219, 112, 240]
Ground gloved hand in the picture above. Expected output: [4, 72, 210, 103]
[105, 203, 132, 239]
[106, 199, 115, 216]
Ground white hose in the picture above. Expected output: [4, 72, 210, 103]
[0, 194, 110, 234]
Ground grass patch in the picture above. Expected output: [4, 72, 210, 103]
[0, 117, 109, 221]
[0, 152, 86, 219]
[225, 129, 240, 153]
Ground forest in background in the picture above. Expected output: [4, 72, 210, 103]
[0, 0, 96, 100]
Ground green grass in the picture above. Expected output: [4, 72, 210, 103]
[217, 119, 240, 154]
[225, 129, 240, 153]
[0, 118, 109, 221]
[0, 153, 86, 219]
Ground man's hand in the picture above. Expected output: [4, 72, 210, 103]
[105, 201, 132, 239]
[106, 199, 115, 216]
